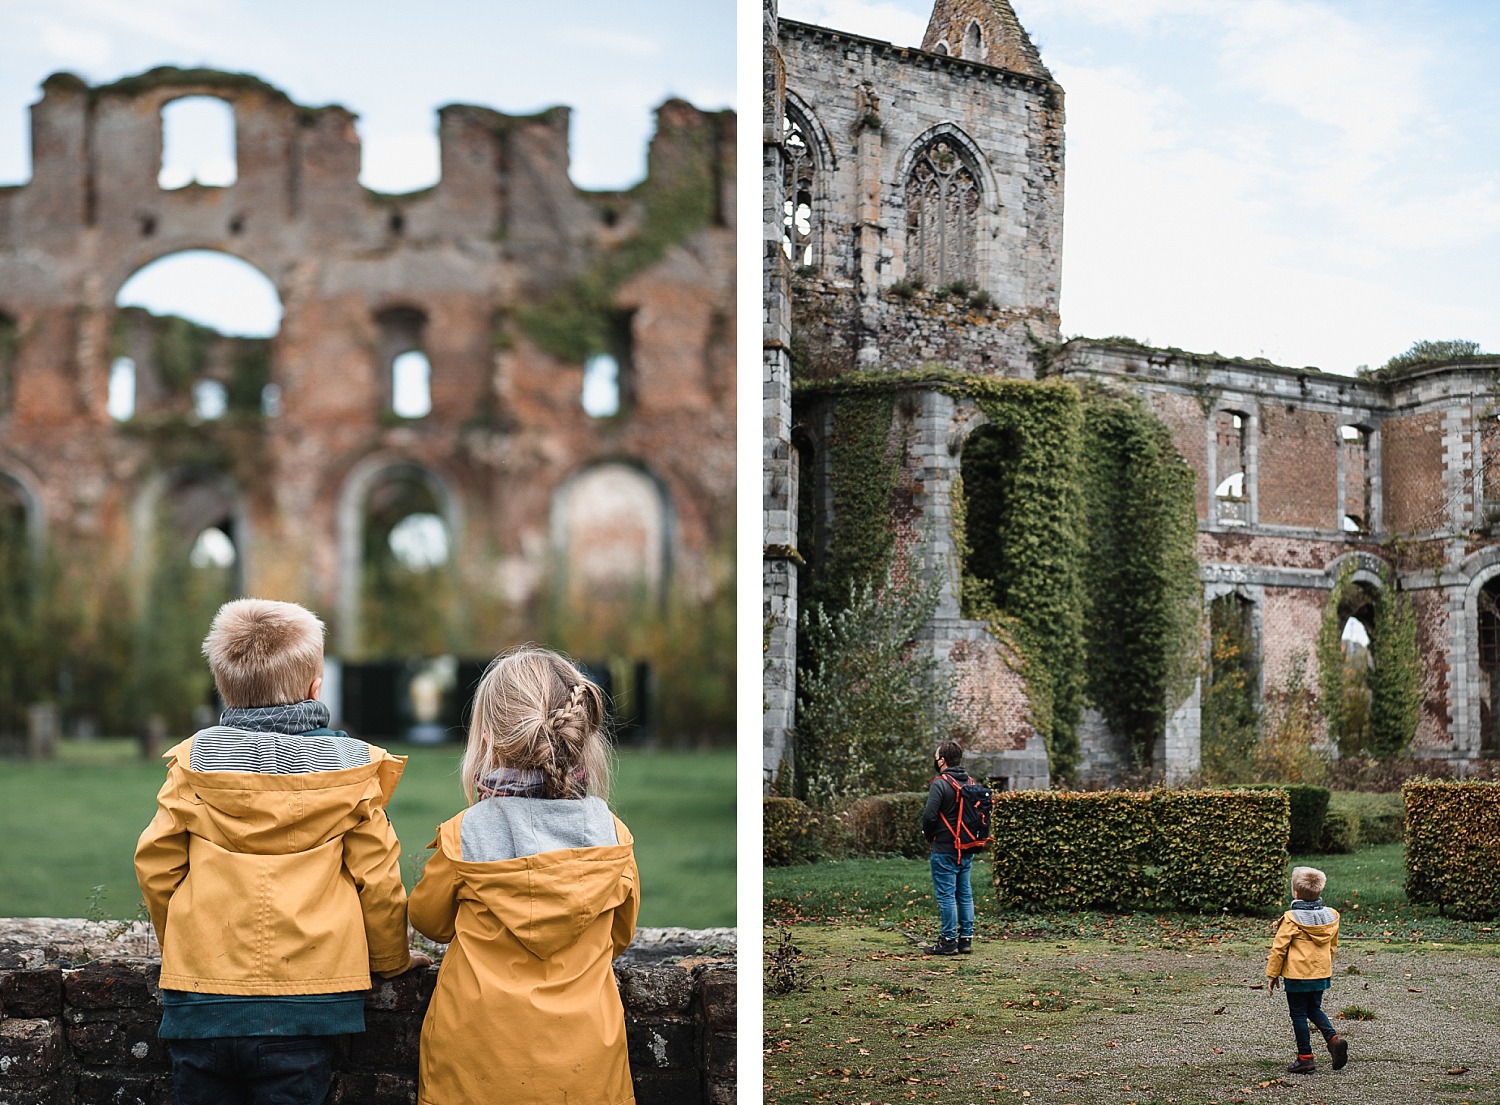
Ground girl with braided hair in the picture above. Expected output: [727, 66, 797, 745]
[410, 645, 639, 1105]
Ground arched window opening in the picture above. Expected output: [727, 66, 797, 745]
[376, 307, 430, 420]
[388, 512, 449, 570]
[1215, 410, 1249, 525]
[905, 138, 980, 288]
[359, 470, 453, 658]
[1328, 583, 1378, 753]
[555, 464, 668, 601]
[189, 525, 236, 569]
[0, 312, 17, 415]
[781, 107, 816, 267]
[1480, 577, 1500, 757]
[1201, 592, 1260, 783]
[193, 379, 227, 421]
[958, 423, 1020, 617]
[932, 40, 950, 55]
[964, 21, 983, 59]
[115, 251, 280, 422]
[392, 350, 432, 419]
[582, 353, 620, 418]
[1340, 424, 1371, 533]
[159, 96, 237, 190]
[108, 357, 136, 421]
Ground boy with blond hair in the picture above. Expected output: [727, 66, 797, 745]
[136, 598, 422, 1104]
[1266, 865, 1349, 1074]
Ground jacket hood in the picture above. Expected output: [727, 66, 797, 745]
[434, 814, 636, 960]
[161, 737, 405, 853]
[1284, 907, 1339, 947]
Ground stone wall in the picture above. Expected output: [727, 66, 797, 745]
[0, 920, 734, 1105]
[0, 68, 735, 659]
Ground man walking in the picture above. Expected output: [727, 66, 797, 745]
[921, 740, 975, 956]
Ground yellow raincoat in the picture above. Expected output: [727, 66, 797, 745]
[1265, 906, 1340, 981]
[134, 737, 412, 994]
[410, 805, 639, 1105]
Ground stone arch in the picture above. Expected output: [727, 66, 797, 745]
[0, 464, 44, 552]
[112, 249, 282, 421]
[963, 21, 984, 60]
[133, 466, 249, 596]
[335, 455, 463, 655]
[898, 124, 998, 290]
[782, 92, 835, 270]
[549, 461, 673, 601]
[1458, 548, 1500, 758]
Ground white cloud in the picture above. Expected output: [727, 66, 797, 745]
[35, 22, 113, 68]
[779, 0, 927, 46]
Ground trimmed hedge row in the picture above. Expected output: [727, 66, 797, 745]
[839, 792, 930, 858]
[764, 797, 821, 867]
[1318, 791, 1405, 853]
[1237, 784, 1329, 853]
[1404, 780, 1500, 919]
[990, 789, 1288, 914]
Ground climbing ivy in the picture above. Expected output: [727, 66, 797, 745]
[1077, 386, 1202, 767]
[793, 369, 1200, 784]
[1200, 594, 1260, 784]
[1316, 562, 1422, 758]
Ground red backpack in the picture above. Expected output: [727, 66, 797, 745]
[938, 773, 993, 854]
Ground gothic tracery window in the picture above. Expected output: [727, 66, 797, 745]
[905, 139, 979, 286]
[781, 107, 815, 267]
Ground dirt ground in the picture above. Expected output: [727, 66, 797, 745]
[764, 925, 1500, 1105]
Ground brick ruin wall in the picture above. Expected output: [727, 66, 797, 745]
[0, 70, 735, 655]
[0, 921, 734, 1105]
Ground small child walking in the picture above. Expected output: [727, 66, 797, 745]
[1265, 865, 1349, 1074]
[410, 645, 640, 1105]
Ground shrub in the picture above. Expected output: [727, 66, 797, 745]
[1404, 780, 1500, 919]
[1253, 655, 1328, 784]
[989, 789, 1286, 914]
[1237, 784, 1329, 853]
[796, 563, 955, 807]
[1326, 791, 1404, 847]
[1151, 790, 1290, 912]
[764, 797, 821, 867]
[838, 792, 930, 858]
[1317, 806, 1360, 854]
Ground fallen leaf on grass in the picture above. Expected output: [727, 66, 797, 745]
[1447, 1067, 1469, 1075]
[1408, 987, 1424, 993]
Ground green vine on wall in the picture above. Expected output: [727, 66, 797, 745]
[1077, 385, 1202, 767]
[1316, 561, 1422, 758]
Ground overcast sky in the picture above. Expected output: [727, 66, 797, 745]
[0, 0, 734, 332]
[780, 0, 1500, 375]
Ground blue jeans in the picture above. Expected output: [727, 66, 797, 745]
[930, 852, 974, 942]
[1286, 990, 1336, 1055]
[168, 1036, 335, 1105]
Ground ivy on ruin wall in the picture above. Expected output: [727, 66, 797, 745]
[793, 369, 1202, 784]
[518, 114, 728, 363]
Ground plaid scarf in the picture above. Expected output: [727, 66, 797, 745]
[475, 765, 587, 800]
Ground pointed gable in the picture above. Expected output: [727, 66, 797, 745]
[921, 0, 1051, 80]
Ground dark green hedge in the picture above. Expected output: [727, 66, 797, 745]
[990, 789, 1287, 914]
[1404, 780, 1500, 919]
[839, 792, 930, 858]
[1317, 806, 1360, 854]
[1238, 783, 1329, 853]
[765, 797, 821, 867]
[1318, 791, 1404, 852]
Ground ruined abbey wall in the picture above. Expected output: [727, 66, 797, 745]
[765, 0, 1500, 788]
[0, 69, 735, 658]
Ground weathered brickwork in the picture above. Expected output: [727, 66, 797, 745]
[766, 0, 1500, 784]
[0, 921, 734, 1105]
[0, 69, 735, 653]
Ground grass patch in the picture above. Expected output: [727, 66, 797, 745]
[0, 740, 732, 928]
[1339, 1004, 1377, 1020]
[768, 843, 1497, 944]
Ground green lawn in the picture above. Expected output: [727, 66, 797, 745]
[0, 740, 734, 928]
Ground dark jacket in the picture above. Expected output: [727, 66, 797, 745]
[922, 768, 971, 856]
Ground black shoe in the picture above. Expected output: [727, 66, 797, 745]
[1286, 1057, 1316, 1074]
[1327, 1034, 1348, 1070]
[956, 937, 973, 954]
[924, 937, 959, 956]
